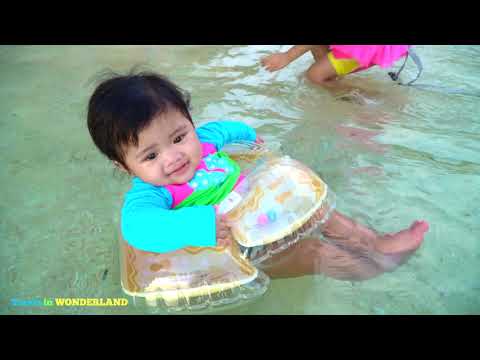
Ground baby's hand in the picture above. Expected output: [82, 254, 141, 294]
[216, 213, 232, 248]
[261, 53, 290, 72]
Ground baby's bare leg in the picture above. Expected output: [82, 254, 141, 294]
[319, 210, 428, 268]
[255, 203, 428, 280]
[259, 237, 383, 281]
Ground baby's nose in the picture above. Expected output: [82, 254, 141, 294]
[165, 151, 183, 167]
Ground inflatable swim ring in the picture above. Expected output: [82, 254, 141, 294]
[119, 141, 335, 312]
[119, 235, 270, 312]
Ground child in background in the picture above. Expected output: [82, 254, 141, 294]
[261, 45, 410, 97]
[87, 71, 428, 281]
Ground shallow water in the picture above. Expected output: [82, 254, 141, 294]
[1, 45, 479, 315]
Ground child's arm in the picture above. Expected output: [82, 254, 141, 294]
[196, 120, 258, 151]
[261, 45, 316, 72]
[121, 188, 218, 253]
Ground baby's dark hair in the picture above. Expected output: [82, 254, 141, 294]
[87, 70, 193, 170]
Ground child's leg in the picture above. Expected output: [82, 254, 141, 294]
[304, 52, 368, 99]
[320, 211, 428, 254]
[259, 236, 383, 281]
[305, 53, 338, 85]
[261, 211, 428, 281]
[259, 208, 428, 280]
[305, 49, 381, 103]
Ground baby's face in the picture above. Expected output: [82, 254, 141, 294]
[122, 109, 202, 186]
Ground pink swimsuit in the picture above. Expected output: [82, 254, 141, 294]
[164, 142, 244, 209]
[330, 45, 410, 69]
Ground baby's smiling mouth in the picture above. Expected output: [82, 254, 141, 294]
[169, 160, 190, 176]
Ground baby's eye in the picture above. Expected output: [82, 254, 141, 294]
[173, 134, 186, 144]
[145, 153, 157, 161]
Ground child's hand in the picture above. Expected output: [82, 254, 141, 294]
[255, 136, 265, 144]
[216, 214, 232, 248]
[261, 53, 290, 72]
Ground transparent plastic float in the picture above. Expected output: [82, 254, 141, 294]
[119, 141, 335, 312]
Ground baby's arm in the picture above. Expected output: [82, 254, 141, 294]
[196, 121, 258, 150]
[261, 45, 316, 72]
[122, 189, 219, 253]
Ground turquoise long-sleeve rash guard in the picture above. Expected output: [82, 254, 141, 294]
[121, 120, 257, 253]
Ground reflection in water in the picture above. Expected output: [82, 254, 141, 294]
[335, 125, 388, 154]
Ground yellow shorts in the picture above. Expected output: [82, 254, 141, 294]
[327, 51, 360, 76]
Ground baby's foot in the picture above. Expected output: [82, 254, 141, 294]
[375, 220, 429, 255]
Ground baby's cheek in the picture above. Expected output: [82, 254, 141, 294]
[192, 142, 203, 165]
